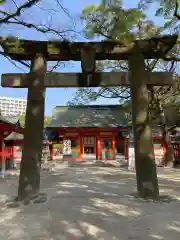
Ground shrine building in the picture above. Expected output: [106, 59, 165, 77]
[47, 105, 165, 162]
[0, 115, 23, 170]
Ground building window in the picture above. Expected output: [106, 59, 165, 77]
[83, 137, 95, 145]
[71, 139, 77, 148]
[101, 140, 112, 149]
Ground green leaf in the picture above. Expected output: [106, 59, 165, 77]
[155, 7, 164, 16]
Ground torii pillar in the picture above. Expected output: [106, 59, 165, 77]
[18, 54, 47, 200]
[129, 46, 159, 198]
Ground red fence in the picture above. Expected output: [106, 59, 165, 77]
[0, 144, 179, 162]
[172, 143, 180, 159]
[0, 147, 13, 158]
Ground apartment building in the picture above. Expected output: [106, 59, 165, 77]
[0, 96, 27, 116]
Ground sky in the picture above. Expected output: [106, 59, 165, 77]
[0, 0, 164, 115]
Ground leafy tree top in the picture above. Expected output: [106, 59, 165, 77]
[18, 115, 52, 128]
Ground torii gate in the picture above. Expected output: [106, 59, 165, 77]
[0, 35, 178, 200]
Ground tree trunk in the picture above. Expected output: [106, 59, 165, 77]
[148, 87, 175, 167]
[158, 100, 175, 167]
[17, 54, 46, 200]
[128, 49, 159, 199]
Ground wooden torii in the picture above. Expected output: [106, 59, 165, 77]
[0, 35, 178, 200]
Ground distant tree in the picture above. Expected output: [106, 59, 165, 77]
[44, 116, 52, 127]
[18, 115, 51, 128]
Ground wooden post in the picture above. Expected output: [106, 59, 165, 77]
[112, 136, 116, 160]
[0, 138, 6, 175]
[17, 54, 46, 200]
[79, 136, 83, 160]
[78, 135, 82, 160]
[128, 49, 159, 199]
[96, 136, 100, 160]
[49, 145, 53, 161]
[124, 138, 128, 161]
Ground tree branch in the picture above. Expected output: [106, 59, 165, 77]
[0, 50, 30, 71]
[3, 19, 75, 39]
[163, 56, 180, 62]
[96, 30, 114, 40]
[0, 0, 40, 24]
[174, 0, 180, 20]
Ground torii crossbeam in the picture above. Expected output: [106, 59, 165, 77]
[1, 72, 173, 88]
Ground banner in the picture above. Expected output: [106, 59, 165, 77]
[63, 140, 71, 154]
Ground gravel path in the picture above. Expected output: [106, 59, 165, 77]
[0, 163, 180, 240]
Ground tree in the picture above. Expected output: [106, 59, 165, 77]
[69, 2, 169, 105]
[18, 115, 51, 128]
[69, 2, 179, 167]
[138, 0, 180, 21]
[68, 2, 144, 105]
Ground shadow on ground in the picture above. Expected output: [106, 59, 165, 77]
[0, 165, 180, 239]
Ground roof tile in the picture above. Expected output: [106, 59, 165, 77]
[48, 105, 128, 128]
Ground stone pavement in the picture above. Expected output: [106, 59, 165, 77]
[0, 163, 180, 240]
